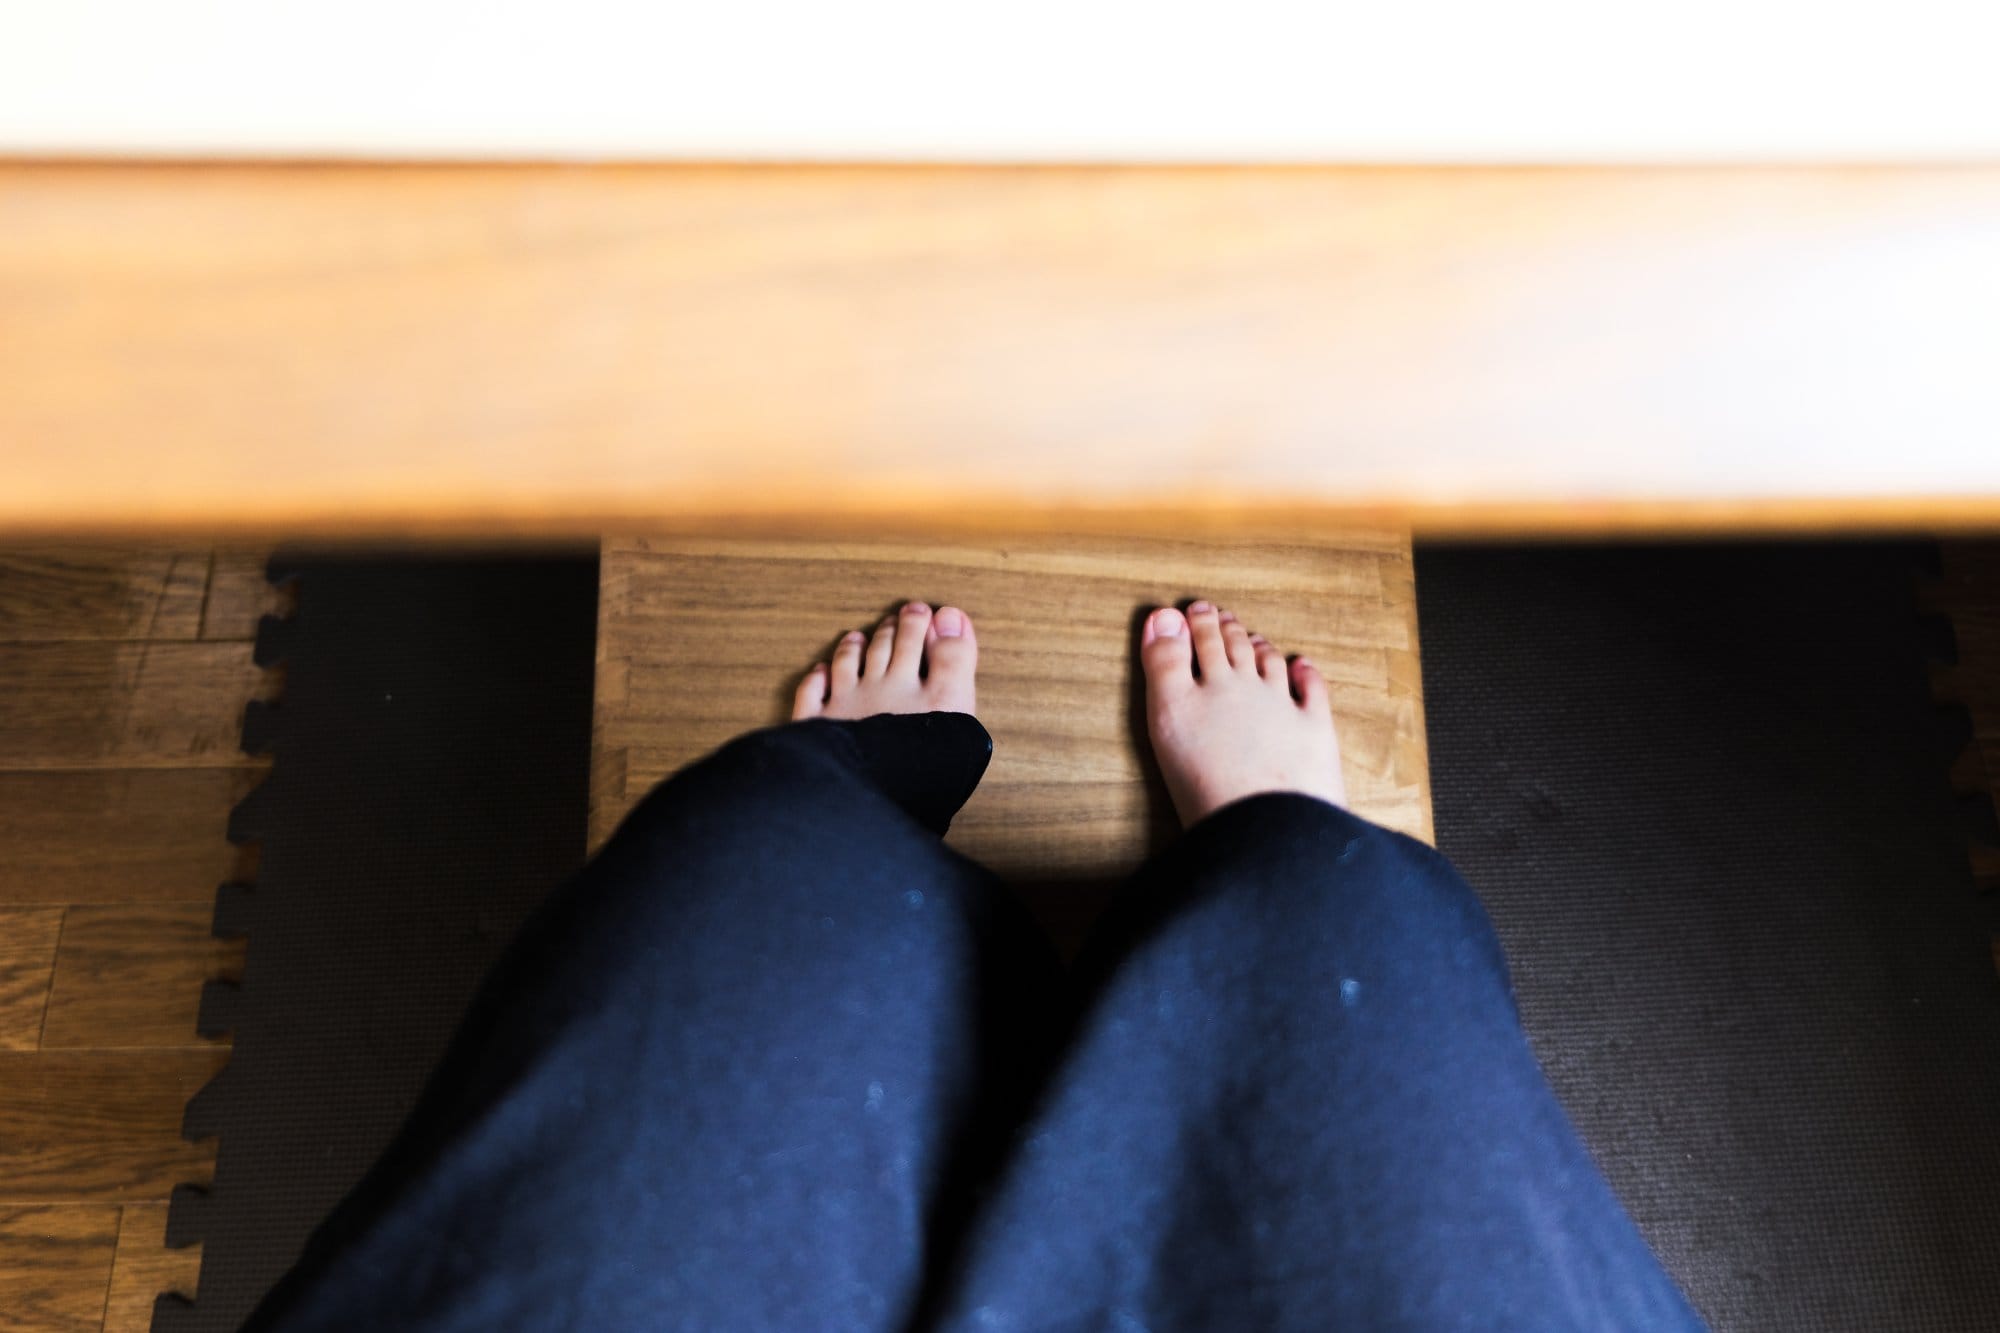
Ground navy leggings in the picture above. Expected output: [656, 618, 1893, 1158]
[248, 714, 1705, 1331]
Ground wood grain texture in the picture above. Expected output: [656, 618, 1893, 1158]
[0, 643, 266, 770]
[0, 1050, 224, 1203]
[0, 550, 209, 642]
[0, 908, 64, 1050]
[41, 906, 240, 1050]
[3, 165, 2000, 540]
[594, 533, 1429, 885]
[0, 769, 261, 906]
[199, 550, 281, 643]
[101, 1204, 196, 1333]
[0, 1206, 119, 1333]
[0, 545, 262, 1331]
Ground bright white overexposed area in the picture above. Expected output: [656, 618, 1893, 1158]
[2, 0, 1998, 160]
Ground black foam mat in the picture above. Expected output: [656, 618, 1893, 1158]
[157, 553, 598, 1333]
[1415, 543, 2000, 1331]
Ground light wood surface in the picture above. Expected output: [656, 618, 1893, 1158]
[593, 533, 1430, 899]
[0, 547, 265, 1328]
[3, 165, 2000, 540]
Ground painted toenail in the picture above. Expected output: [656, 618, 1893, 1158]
[934, 607, 966, 637]
[1153, 608, 1185, 637]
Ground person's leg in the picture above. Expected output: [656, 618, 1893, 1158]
[251, 604, 1062, 1333]
[935, 601, 1705, 1332]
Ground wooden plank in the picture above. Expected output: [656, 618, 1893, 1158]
[199, 549, 280, 642]
[0, 549, 208, 642]
[0, 643, 264, 770]
[0, 908, 64, 1050]
[0, 1050, 224, 1203]
[101, 1203, 198, 1333]
[0, 769, 261, 906]
[41, 905, 240, 1050]
[594, 534, 1429, 884]
[0, 1205, 119, 1333]
[3, 165, 2000, 540]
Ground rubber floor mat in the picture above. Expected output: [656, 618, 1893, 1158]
[1415, 542, 2000, 1332]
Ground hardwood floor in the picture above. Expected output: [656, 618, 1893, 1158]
[0, 549, 270, 1333]
[594, 533, 1431, 950]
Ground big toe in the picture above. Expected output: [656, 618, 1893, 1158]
[924, 606, 978, 706]
[1140, 606, 1195, 694]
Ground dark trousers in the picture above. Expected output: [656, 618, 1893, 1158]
[248, 715, 1705, 1332]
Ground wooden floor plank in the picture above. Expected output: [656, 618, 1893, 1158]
[0, 1050, 225, 1203]
[0, 1206, 120, 1333]
[199, 550, 280, 643]
[594, 534, 1429, 884]
[0, 769, 262, 906]
[41, 906, 240, 1051]
[0, 549, 209, 643]
[101, 1204, 197, 1333]
[0, 908, 64, 1051]
[0, 643, 265, 770]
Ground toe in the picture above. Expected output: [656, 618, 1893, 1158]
[830, 630, 865, 690]
[1141, 606, 1195, 693]
[1185, 600, 1229, 678]
[1251, 634, 1288, 687]
[865, 616, 897, 678]
[1219, 610, 1254, 670]
[1291, 656, 1330, 712]
[792, 664, 827, 718]
[925, 605, 978, 698]
[889, 602, 932, 679]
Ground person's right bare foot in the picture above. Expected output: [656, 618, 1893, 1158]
[1140, 600, 1348, 827]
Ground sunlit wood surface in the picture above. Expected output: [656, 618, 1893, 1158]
[3, 165, 1999, 539]
[591, 532, 1432, 924]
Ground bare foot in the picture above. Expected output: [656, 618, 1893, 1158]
[793, 602, 978, 721]
[1140, 600, 1347, 826]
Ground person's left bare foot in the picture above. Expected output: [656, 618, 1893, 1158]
[792, 602, 978, 721]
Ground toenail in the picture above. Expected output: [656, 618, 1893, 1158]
[1153, 607, 1185, 637]
[934, 607, 966, 637]
[845, 631, 865, 643]
[1189, 600, 1214, 613]
[903, 601, 928, 615]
